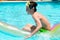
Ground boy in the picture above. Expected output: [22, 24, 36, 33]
[23, 0, 51, 38]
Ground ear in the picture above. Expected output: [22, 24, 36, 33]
[32, 7, 34, 9]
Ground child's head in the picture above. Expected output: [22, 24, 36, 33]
[26, 1, 37, 14]
[29, 1, 37, 12]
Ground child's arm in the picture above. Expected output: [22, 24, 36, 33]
[25, 16, 42, 39]
[31, 16, 42, 35]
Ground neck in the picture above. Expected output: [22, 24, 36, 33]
[32, 12, 36, 16]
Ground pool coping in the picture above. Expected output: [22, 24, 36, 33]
[0, 1, 59, 3]
[0, 1, 53, 2]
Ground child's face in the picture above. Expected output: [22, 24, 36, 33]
[27, 9, 34, 15]
[26, 6, 34, 15]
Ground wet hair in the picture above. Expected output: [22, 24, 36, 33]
[29, 1, 37, 12]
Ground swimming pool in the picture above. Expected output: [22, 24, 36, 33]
[0, 2, 60, 40]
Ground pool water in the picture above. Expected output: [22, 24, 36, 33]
[0, 2, 60, 40]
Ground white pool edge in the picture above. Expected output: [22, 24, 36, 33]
[0, 1, 52, 2]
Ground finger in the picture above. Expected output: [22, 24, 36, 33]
[24, 36, 29, 39]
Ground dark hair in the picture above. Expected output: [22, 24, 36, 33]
[29, 1, 37, 12]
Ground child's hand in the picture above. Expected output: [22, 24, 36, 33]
[25, 34, 32, 39]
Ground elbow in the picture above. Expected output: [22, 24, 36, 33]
[37, 24, 42, 28]
[48, 23, 51, 27]
[47, 23, 51, 31]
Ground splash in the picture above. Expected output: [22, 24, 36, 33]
[51, 24, 60, 37]
[37, 24, 60, 40]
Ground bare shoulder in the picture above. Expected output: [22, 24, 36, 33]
[35, 12, 44, 18]
[33, 12, 39, 19]
[33, 12, 45, 19]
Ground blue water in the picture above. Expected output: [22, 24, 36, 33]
[0, 2, 60, 40]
